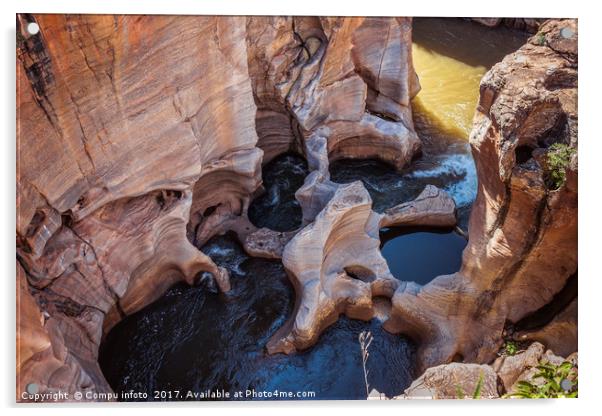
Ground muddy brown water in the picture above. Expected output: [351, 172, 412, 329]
[100, 18, 528, 401]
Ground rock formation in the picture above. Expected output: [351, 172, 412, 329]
[402, 363, 501, 399]
[245, 16, 421, 170]
[514, 297, 577, 358]
[17, 14, 263, 398]
[471, 18, 546, 33]
[395, 341, 577, 399]
[16, 13, 578, 401]
[268, 182, 456, 354]
[16, 14, 422, 400]
[384, 19, 578, 373]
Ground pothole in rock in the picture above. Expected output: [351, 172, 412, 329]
[248, 152, 309, 232]
[379, 226, 467, 286]
[99, 233, 416, 400]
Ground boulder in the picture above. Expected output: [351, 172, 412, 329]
[492, 342, 545, 391]
[403, 363, 500, 399]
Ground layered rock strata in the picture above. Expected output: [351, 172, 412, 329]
[17, 14, 258, 397]
[384, 19, 578, 373]
[17, 14, 423, 399]
[245, 16, 421, 169]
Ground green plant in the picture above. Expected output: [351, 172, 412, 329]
[546, 143, 576, 189]
[456, 371, 484, 399]
[536, 32, 546, 46]
[506, 361, 578, 398]
[504, 341, 518, 356]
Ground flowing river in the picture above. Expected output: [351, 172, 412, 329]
[99, 18, 529, 401]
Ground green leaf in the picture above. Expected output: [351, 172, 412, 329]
[472, 371, 484, 399]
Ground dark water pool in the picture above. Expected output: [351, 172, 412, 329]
[248, 153, 308, 232]
[380, 227, 467, 286]
[99, 234, 415, 401]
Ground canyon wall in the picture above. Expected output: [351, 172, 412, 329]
[17, 14, 259, 398]
[385, 19, 578, 373]
[16, 14, 420, 400]
[16, 14, 578, 400]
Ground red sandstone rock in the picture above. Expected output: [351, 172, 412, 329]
[16, 14, 423, 400]
[268, 182, 457, 354]
[246, 16, 421, 170]
[16, 13, 577, 401]
[17, 14, 260, 400]
[384, 19, 577, 373]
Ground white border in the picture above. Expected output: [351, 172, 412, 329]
[2, 1, 598, 415]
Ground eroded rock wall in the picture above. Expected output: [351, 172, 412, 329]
[17, 14, 260, 399]
[385, 19, 578, 373]
[245, 16, 421, 169]
[16, 14, 422, 400]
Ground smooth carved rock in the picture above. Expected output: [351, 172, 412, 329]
[379, 185, 457, 229]
[17, 261, 52, 388]
[267, 181, 398, 354]
[18, 190, 228, 398]
[384, 19, 578, 374]
[17, 14, 258, 400]
[189, 148, 263, 247]
[352, 17, 420, 123]
[17, 15, 259, 228]
[403, 363, 500, 399]
[268, 181, 457, 354]
[246, 16, 421, 171]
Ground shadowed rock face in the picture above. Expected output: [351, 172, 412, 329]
[471, 18, 546, 33]
[16, 14, 422, 400]
[384, 19, 578, 373]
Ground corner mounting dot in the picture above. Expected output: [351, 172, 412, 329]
[27, 22, 40, 35]
[560, 27, 574, 39]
